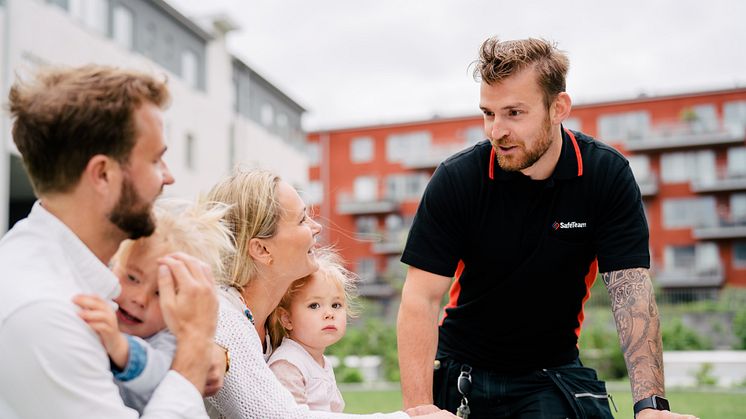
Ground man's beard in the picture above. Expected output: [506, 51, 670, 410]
[108, 175, 156, 240]
[495, 115, 553, 172]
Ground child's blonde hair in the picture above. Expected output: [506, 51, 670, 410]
[112, 198, 235, 282]
[268, 248, 358, 350]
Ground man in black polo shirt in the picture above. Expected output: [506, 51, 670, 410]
[397, 38, 697, 419]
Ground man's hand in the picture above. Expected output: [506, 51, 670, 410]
[203, 343, 228, 396]
[158, 252, 218, 394]
[404, 405, 458, 418]
[636, 409, 699, 419]
[73, 294, 129, 369]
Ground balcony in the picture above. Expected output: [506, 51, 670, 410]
[336, 192, 399, 215]
[691, 168, 746, 193]
[371, 229, 408, 255]
[693, 218, 746, 240]
[655, 265, 724, 288]
[400, 141, 472, 169]
[636, 173, 658, 196]
[357, 280, 397, 298]
[625, 121, 744, 152]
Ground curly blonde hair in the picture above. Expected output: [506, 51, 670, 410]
[112, 198, 235, 282]
[268, 248, 359, 350]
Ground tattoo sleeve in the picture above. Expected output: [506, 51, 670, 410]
[602, 268, 664, 401]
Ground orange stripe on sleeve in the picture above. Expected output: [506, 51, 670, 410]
[574, 258, 599, 342]
[440, 260, 465, 325]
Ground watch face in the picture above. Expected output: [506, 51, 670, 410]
[654, 396, 670, 410]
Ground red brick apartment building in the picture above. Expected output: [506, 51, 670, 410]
[307, 87, 746, 312]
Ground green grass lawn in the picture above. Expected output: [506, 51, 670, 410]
[342, 385, 746, 418]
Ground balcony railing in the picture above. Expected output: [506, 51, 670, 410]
[400, 141, 472, 169]
[371, 229, 408, 254]
[336, 192, 399, 215]
[655, 265, 724, 288]
[357, 281, 397, 298]
[693, 217, 746, 240]
[625, 121, 745, 152]
[691, 167, 746, 193]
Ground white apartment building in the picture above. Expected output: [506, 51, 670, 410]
[0, 0, 308, 231]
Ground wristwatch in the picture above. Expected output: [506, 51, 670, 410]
[633, 395, 670, 416]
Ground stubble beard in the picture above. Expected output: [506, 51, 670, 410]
[108, 175, 156, 240]
[495, 115, 553, 172]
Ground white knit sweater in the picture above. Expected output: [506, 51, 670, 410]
[205, 287, 408, 419]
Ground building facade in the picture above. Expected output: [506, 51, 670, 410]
[308, 87, 746, 314]
[0, 0, 308, 231]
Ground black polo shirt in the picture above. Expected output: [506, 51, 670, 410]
[401, 128, 650, 372]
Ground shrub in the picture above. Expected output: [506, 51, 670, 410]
[733, 308, 746, 350]
[661, 318, 711, 350]
[578, 325, 627, 380]
[328, 319, 400, 382]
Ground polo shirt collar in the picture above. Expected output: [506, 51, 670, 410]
[30, 201, 121, 300]
[488, 126, 583, 181]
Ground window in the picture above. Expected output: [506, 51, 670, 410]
[662, 197, 717, 229]
[627, 155, 651, 183]
[350, 136, 374, 163]
[300, 181, 323, 206]
[660, 150, 715, 184]
[355, 216, 377, 234]
[260, 103, 274, 127]
[464, 125, 484, 143]
[563, 117, 582, 132]
[597, 111, 650, 141]
[386, 131, 431, 162]
[69, 0, 108, 35]
[228, 123, 236, 170]
[353, 176, 377, 202]
[732, 193, 746, 222]
[664, 243, 719, 273]
[112, 5, 133, 49]
[386, 173, 429, 202]
[665, 245, 695, 270]
[185, 133, 196, 171]
[727, 147, 746, 178]
[181, 49, 198, 89]
[384, 214, 403, 231]
[734, 241, 746, 268]
[356, 258, 377, 283]
[307, 142, 320, 166]
[724, 100, 746, 132]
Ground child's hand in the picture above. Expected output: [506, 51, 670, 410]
[73, 294, 129, 369]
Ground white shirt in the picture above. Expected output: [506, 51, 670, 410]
[268, 337, 345, 412]
[205, 287, 408, 419]
[0, 202, 207, 419]
[118, 331, 177, 414]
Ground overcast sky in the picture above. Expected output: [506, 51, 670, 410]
[170, 0, 746, 131]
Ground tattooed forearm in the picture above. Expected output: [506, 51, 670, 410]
[602, 268, 664, 401]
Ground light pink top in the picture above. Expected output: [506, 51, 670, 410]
[268, 338, 345, 413]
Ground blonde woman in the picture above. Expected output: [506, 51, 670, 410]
[204, 168, 454, 419]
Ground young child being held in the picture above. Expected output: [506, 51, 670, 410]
[73, 199, 234, 413]
[267, 249, 358, 413]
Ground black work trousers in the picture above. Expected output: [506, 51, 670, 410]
[433, 357, 614, 419]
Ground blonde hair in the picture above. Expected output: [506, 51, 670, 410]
[206, 168, 282, 291]
[113, 198, 235, 282]
[268, 248, 358, 350]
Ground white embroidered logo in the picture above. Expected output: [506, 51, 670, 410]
[552, 221, 587, 230]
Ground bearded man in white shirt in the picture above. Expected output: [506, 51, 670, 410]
[0, 65, 218, 418]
